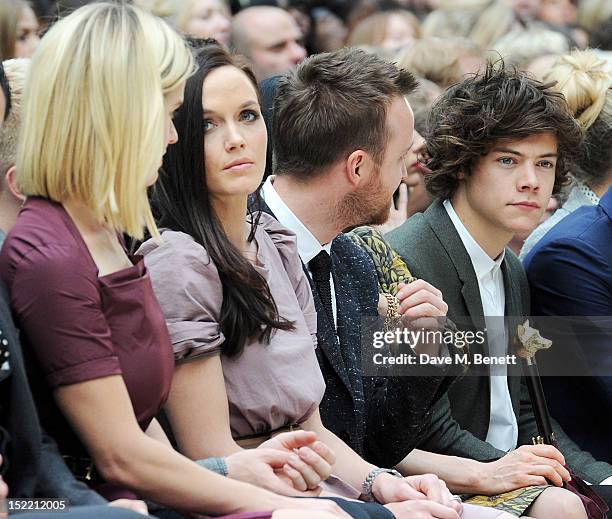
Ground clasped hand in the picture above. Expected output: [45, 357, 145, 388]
[225, 431, 335, 496]
[373, 473, 463, 519]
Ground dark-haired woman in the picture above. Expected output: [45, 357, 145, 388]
[139, 41, 518, 519]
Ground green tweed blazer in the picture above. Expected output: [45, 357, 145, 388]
[387, 199, 612, 484]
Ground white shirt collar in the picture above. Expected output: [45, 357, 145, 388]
[261, 175, 332, 264]
[443, 199, 505, 281]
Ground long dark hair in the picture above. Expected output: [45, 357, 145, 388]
[152, 41, 294, 358]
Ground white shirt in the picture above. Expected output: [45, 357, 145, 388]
[261, 176, 338, 325]
[444, 199, 518, 452]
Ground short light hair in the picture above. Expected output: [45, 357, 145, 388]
[493, 26, 570, 70]
[146, 0, 227, 35]
[17, 2, 194, 239]
[347, 10, 421, 48]
[274, 47, 418, 179]
[0, 58, 28, 177]
[421, 2, 484, 40]
[396, 37, 482, 88]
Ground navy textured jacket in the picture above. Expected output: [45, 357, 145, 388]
[524, 187, 612, 463]
[258, 200, 450, 468]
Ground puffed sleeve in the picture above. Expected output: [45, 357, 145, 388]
[10, 244, 122, 388]
[140, 231, 225, 361]
[258, 213, 318, 343]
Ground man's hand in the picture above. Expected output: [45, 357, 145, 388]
[109, 499, 149, 515]
[277, 498, 352, 519]
[402, 475, 462, 514]
[260, 431, 335, 491]
[384, 500, 460, 519]
[396, 280, 448, 355]
[397, 280, 448, 326]
[372, 472, 462, 514]
[480, 444, 570, 494]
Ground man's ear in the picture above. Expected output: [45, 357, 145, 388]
[457, 169, 466, 180]
[6, 166, 25, 202]
[345, 149, 373, 187]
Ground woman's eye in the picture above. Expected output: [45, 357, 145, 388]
[240, 110, 259, 122]
[203, 120, 214, 132]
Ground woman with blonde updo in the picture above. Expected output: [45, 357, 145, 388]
[0, 4, 348, 518]
[520, 50, 612, 259]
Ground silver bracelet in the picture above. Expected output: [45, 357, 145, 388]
[362, 467, 403, 502]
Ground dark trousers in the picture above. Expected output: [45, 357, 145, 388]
[15, 505, 146, 518]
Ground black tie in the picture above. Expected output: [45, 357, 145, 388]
[309, 251, 334, 326]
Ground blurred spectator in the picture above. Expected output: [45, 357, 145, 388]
[404, 75, 441, 133]
[147, 0, 231, 45]
[347, 10, 421, 53]
[469, 1, 524, 50]
[421, 0, 486, 39]
[231, 5, 306, 81]
[591, 15, 612, 51]
[505, 0, 541, 20]
[577, 0, 612, 35]
[0, 0, 40, 59]
[310, 7, 347, 53]
[536, 0, 576, 27]
[27, 0, 51, 26]
[524, 52, 563, 79]
[402, 129, 432, 218]
[493, 25, 570, 69]
[0, 59, 27, 238]
[396, 37, 484, 88]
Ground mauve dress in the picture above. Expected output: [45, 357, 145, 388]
[0, 197, 175, 501]
[139, 213, 326, 438]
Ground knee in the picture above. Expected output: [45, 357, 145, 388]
[531, 488, 587, 519]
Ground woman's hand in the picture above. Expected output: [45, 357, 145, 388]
[226, 448, 320, 497]
[259, 431, 336, 491]
[109, 499, 149, 515]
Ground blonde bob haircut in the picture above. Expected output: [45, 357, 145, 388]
[17, 2, 194, 239]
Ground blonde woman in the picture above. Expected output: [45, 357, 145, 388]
[520, 50, 612, 260]
[0, 0, 39, 59]
[396, 37, 484, 89]
[347, 11, 421, 53]
[0, 4, 348, 518]
[147, 0, 231, 46]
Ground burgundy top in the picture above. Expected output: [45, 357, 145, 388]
[0, 197, 174, 499]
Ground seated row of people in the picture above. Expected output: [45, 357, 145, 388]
[0, 3, 610, 519]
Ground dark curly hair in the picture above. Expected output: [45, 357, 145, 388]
[424, 61, 583, 200]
